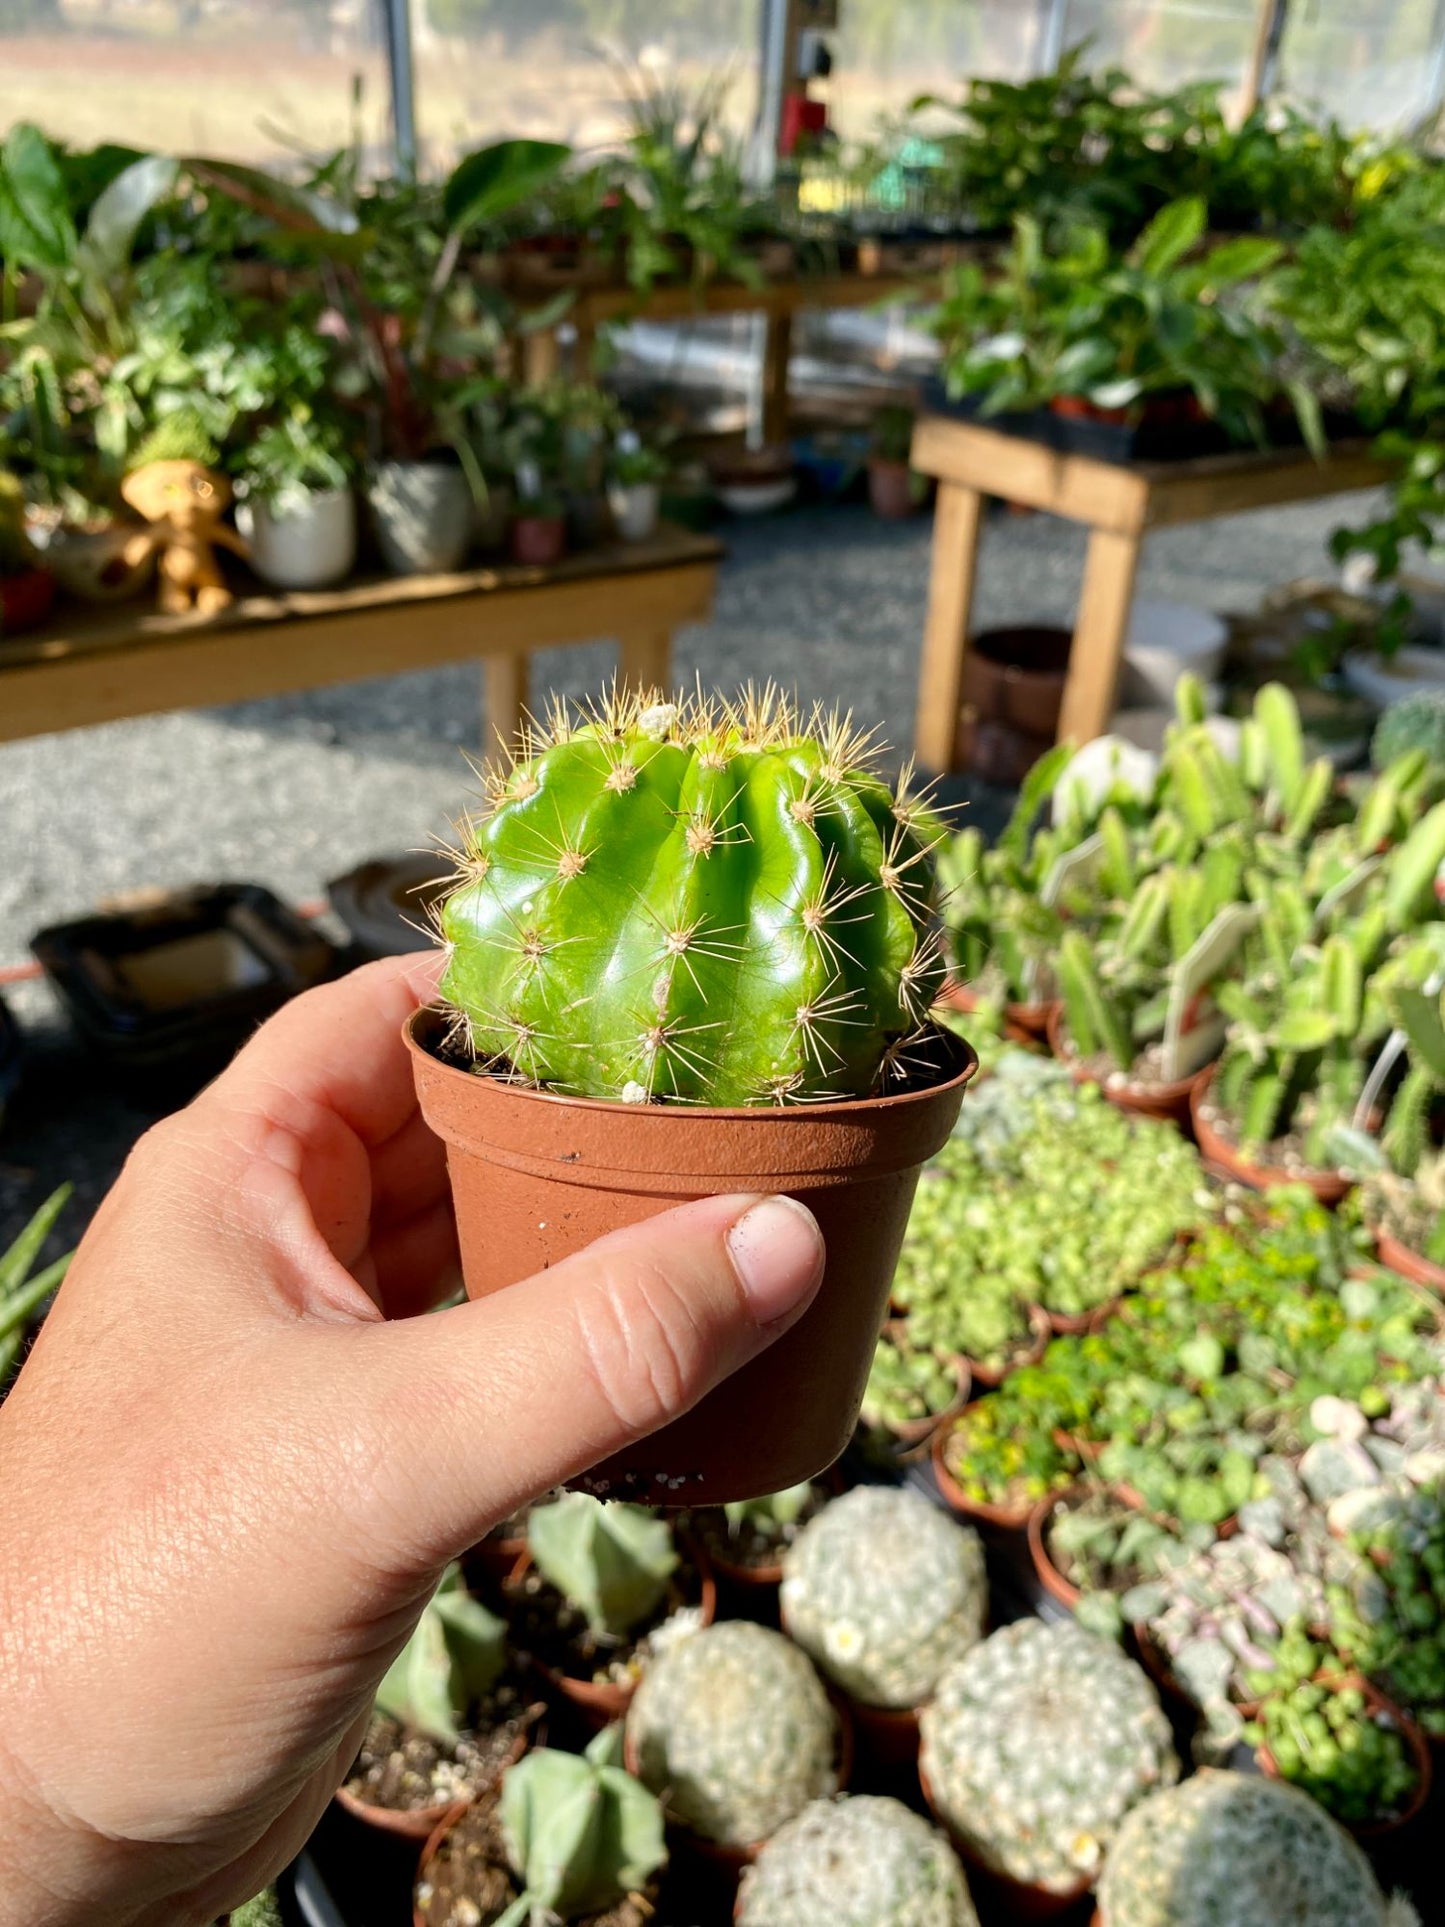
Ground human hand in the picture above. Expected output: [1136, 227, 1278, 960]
[0, 956, 824, 1927]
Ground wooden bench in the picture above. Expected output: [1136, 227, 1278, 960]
[908, 415, 1392, 768]
[0, 526, 722, 753]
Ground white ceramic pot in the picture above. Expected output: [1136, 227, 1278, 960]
[607, 482, 660, 543]
[235, 488, 356, 591]
[368, 462, 473, 575]
[24, 514, 155, 602]
[1343, 646, 1445, 709]
[1119, 599, 1228, 706]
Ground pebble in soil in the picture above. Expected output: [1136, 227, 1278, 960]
[344, 1675, 542, 1812]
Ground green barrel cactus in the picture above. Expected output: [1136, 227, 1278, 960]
[736, 1796, 980, 1927]
[625, 1621, 839, 1847]
[1372, 691, 1445, 774]
[780, 1487, 986, 1709]
[439, 687, 946, 1105]
[919, 1620, 1178, 1895]
[1097, 1770, 1419, 1927]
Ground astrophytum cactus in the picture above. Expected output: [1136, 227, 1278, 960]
[736, 1796, 979, 1927]
[437, 687, 946, 1105]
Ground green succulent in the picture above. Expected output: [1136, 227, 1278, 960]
[526, 1495, 677, 1641]
[374, 1564, 507, 1746]
[495, 1726, 666, 1926]
[1373, 692, 1445, 775]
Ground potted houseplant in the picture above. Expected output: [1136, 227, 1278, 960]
[606, 433, 667, 543]
[414, 1727, 667, 1927]
[405, 686, 976, 1501]
[336, 1563, 542, 1841]
[0, 470, 54, 633]
[558, 383, 622, 548]
[500, 1494, 715, 1724]
[232, 401, 356, 590]
[866, 403, 926, 520]
[684, 1481, 823, 1593]
[504, 388, 569, 566]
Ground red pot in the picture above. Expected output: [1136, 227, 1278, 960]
[406, 1008, 976, 1503]
[1189, 1068, 1353, 1206]
[1046, 1004, 1205, 1127]
[508, 514, 567, 566]
[939, 979, 1051, 1047]
[867, 457, 922, 520]
[1043, 1294, 1122, 1339]
[1374, 1227, 1445, 1296]
[0, 567, 54, 635]
[930, 1415, 1035, 1531]
[919, 1759, 1094, 1919]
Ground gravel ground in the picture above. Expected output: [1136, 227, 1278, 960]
[0, 485, 1381, 1253]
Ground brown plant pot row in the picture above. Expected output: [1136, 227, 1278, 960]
[938, 979, 1052, 1048]
[1189, 1068, 1354, 1206]
[406, 1006, 977, 1505]
[1254, 1673, 1432, 1840]
[1373, 1226, 1445, 1295]
[918, 1759, 1094, 1920]
[1045, 1005, 1208, 1128]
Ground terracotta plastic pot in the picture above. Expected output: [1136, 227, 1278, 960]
[918, 1760, 1093, 1919]
[1255, 1675, 1431, 1839]
[930, 1417, 1034, 1531]
[1374, 1227, 1445, 1295]
[504, 1544, 717, 1727]
[407, 1009, 976, 1502]
[1042, 1294, 1121, 1339]
[841, 1693, 920, 1768]
[939, 978, 1051, 1047]
[867, 457, 922, 520]
[1046, 1003, 1205, 1126]
[956, 627, 1072, 784]
[964, 1303, 1052, 1389]
[0, 566, 54, 634]
[337, 1711, 531, 1843]
[508, 513, 567, 567]
[1190, 1068, 1353, 1206]
[1028, 1489, 1086, 1612]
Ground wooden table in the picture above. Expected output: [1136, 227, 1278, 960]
[909, 415, 1393, 766]
[0, 527, 722, 754]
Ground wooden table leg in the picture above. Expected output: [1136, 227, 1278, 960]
[523, 327, 561, 386]
[619, 628, 673, 698]
[1058, 526, 1143, 744]
[485, 652, 529, 758]
[914, 479, 985, 773]
[761, 310, 793, 446]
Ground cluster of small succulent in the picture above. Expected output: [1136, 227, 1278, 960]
[1096, 1770, 1417, 1927]
[780, 1488, 986, 1709]
[438, 686, 947, 1107]
[1373, 690, 1445, 775]
[625, 1621, 839, 1847]
[736, 1796, 979, 1927]
[860, 1330, 965, 1433]
[919, 1619, 1178, 1894]
[1329, 1477, 1445, 1739]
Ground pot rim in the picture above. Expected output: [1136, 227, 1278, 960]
[1190, 1067, 1353, 1205]
[917, 1758, 1094, 1908]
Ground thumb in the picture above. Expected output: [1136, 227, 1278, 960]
[344, 1191, 824, 1565]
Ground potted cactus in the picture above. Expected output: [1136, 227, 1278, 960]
[687, 1481, 823, 1592]
[338, 1564, 542, 1841]
[919, 1619, 1178, 1913]
[736, 1795, 979, 1927]
[414, 1727, 667, 1927]
[624, 1621, 845, 1863]
[406, 686, 976, 1501]
[1094, 1769, 1420, 1927]
[502, 1494, 714, 1724]
[779, 1487, 986, 1762]
[0, 471, 54, 635]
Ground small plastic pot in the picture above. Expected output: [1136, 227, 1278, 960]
[938, 978, 1050, 1047]
[1027, 1489, 1086, 1613]
[1373, 1226, 1445, 1295]
[1046, 1003, 1205, 1126]
[930, 1416, 1034, 1532]
[1255, 1674, 1431, 1839]
[337, 1711, 532, 1843]
[965, 1303, 1051, 1389]
[508, 513, 567, 567]
[407, 1009, 976, 1503]
[1190, 1068, 1353, 1206]
[918, 1760, 1094, 1919]
[866, 458, 923, 521]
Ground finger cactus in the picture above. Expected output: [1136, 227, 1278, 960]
[1097, 1769, 1419, 1927]
[375, 1564, 507, 1745]
[919, 1619, 1178, 1894]
[625, 1620, 840, 1847]
[438, 686, 946, 1105]
[527, 1495, 677, 1639]
[736, 1796, 980, 1927]
[780, 1487, 986, 1708]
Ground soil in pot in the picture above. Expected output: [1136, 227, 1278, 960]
[686, 1479, 832, 1588]
[415, 1790, 658, 1927]
[955, 627, 1072, 785]
[342, 1682, 541, 1825]
[502, 1544, 713, 1705]
[1046, 1006, 1203, 1124]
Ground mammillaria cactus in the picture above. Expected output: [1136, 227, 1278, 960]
[919, 1619, 1177, 1894]
[780, 1487, 985, 1708]
[438, 686, 945, 1105]
[527, 1494, 677, 1639]
[375, 1564, 507, 1745]
[496, 1727, 666, 1925]
[736, 1796, 979, 1927]
[625, 1621, 839, 1847]
[1096, 1769, 1419, 1926]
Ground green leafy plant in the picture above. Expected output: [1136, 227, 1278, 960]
[0, 1183, 73, 1386]
[375, 1564, 508, 1746]
[234, 401, 353, 514]
[860, 1327, 965, 1429]
[722, 1482, 813, 1537]
[868, 403, 915, 465]
[1373, 693, 1445, 775]
[526, 1495, 677, 1641]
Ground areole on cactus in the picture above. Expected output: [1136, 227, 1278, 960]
[436, 684, 947, 1107]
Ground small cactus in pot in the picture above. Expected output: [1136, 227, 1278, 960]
[625, 1620, 841, 1850]
[496, 1726, 667, 1924]
[780, 1487, 986, 1710]
[919, 1619, 1178, 1897]
[736, 1795, 979, 1927]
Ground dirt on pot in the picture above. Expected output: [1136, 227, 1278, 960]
[344, 1679, 541, 1813]
[415, 1793, 655, 1927]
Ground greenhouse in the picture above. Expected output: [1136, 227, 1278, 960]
[3, 3, 1445, 1924]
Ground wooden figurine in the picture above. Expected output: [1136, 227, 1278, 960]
[120, 460, 250, 616]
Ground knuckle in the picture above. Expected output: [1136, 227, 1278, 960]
[571, 1254, 711, 1437]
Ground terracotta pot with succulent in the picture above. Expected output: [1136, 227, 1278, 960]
[734, 1794, 980, 1927]
[414, 1727, 667, 1927]
[0, 470, 54, 634]
[866, 403, 927, 520]
[501, 1493, 714, 1725]
[406, 686, 976, 1502]
[780, 1486, 987, 1765]
[503, 385, 572, 566]
[687, 1480, 826, 1593]
[337, 1564, 543, 1841]
[1357, 984, 1445, 1291]
[856, 1323, 971, 1454]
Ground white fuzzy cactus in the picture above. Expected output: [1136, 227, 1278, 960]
[736, 1796, 979, 1927]
[1097, 1771, 1419, 1927]
[919, 1620, 1178, 1894]
[625, 1621, 839, 1848]
[780, 1487, 986, 1708]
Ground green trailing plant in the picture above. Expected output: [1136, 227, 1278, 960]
[780, 1487, 986, 1709]
[625, 1621, 839, 1848]
[1096, 1769, 1416, 1927]
[495, 1726, 666, 1927]
[0, 1183, 73, 1386]
[1329, 1480, 1445, 1741]
[919, 1619, 1178, 1895]
[375, 1564, 507, 1746]
[526, 1495, 676, 1641]
[438, 686, 946, 1105]
[736, 1794, 979, 1927]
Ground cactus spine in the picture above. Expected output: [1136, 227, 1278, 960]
[780, 1487, 986, 1709]
[625, 1621, 839, 1847]
[439, 687, 946, 1106]
[919, 1620, 1178, 1894]
[736, 1796, 980, 1927]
